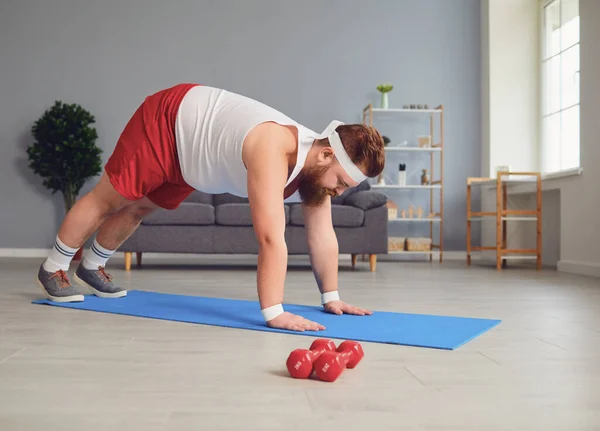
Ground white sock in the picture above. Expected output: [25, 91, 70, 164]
[82, 238, 115, 270]
[43, 236, 78, 272]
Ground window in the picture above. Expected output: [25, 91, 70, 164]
[541, 0, 580, 174]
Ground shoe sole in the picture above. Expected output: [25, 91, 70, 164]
[73, 273, 127, 299]
[36, 280, 84, 303]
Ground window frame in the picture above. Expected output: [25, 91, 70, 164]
[538, 0, 580, 175]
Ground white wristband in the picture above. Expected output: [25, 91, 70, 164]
[261, 304, 284, 321]
[321, 290, 340, 305]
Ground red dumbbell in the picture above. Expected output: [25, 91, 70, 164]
[286, 339, 337, 379]
[313, 340, 364, 382]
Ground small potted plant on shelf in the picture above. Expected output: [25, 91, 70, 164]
[376, 83, 393, 109]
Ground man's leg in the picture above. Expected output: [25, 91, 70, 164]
[73, 198, 159, 298]
[38, 172, 134, 302]
[38, 83, 196, 302]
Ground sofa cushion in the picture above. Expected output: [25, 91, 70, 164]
[213, 193, 249, 206]
[289, 204, 364, 227]
[216, 203, 290, 226]
[331, 194, 346, 206]
[142, 202, 215, 226]
[331, 180, 371, 205]
[344, 190, 387, 211]
[185, 191, 213, 205]
[215, 203, 253, 226]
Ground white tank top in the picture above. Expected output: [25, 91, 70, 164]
[174, 85, 316, 202]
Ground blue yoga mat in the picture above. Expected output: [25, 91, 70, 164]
[32, 290, 500, 350]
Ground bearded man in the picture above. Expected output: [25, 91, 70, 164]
[36, 83, 385, 332]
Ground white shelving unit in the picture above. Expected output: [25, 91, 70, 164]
[389, 218, 442, 223]
[369, 108, 443, 114]
[372, 184, 442, 189]
[383, 147, 442, 152]
[362, 104, 445, 262]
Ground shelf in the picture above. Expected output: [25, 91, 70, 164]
[467, 175, 541, 188]
[363, 102, 444, 264]
[389, 218, 441, 223]
[502, 255, 538, 260]
[466, 172, 542, 270]
[370, 108, 442, 114]
[385, 147, 442, 152]
[372, 184, 442, 189]
[388, 250, 434, 255]
[468, 217, 538, 222]
[469, 250, 538, 260]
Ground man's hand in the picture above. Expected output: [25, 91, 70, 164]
[266, 312, 326, 332]
[323, 300, 373, 316]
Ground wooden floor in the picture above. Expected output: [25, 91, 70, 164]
[0, 255, 599, 430]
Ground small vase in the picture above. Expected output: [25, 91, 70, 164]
[381, 92, 389, 109]
[398, 170, 406, 186]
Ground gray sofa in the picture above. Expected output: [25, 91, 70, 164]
[118, 181, 388, 271]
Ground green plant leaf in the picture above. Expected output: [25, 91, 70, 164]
[376, 84, 394, 93]
[26, 101, 103, 204]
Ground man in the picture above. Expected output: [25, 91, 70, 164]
[36, 83, 385, 332]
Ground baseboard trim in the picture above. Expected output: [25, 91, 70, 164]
[557, 260, 600, 278]
[0, 249, 468, 262]
[0, 248, 51, 258]
[376, 251, 466, 262]
[0, 249, 344, 261]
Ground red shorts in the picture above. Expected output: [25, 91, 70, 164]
[105, 83, 199, 210]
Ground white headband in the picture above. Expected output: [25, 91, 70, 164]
[318, 120, 368, 183]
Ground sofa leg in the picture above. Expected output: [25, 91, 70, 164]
[351, 254, 357, 268]
[369, 254, 377, 272]
[136, 252, 143, 268]
[124, 252, 132, 271]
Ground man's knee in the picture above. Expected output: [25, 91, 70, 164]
[88, 172, 131, 216]
[130, 206, 156, 220]
[126, 198, 159, 220]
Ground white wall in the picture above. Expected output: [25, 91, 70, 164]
[481, 0, 491, 177]
[480, 0, 600, 277]
[557, 0, 600, 276]
[482, 0, 539, 177]
[0, 0, 482, 251]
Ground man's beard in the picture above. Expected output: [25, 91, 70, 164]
[297, 164, 331, 207]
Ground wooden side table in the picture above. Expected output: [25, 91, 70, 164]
[466, 172, 542, 270]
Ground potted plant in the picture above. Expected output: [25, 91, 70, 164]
[26, 101, 103, 260]
[376, 84, 393, 109]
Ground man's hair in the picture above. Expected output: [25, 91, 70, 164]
[335, 124, 385, 178]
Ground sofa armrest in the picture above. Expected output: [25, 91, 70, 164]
[361, 205, 388, 253]
[343, 190, 388, 211]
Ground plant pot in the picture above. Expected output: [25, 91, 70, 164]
[381, 92, 389, 109]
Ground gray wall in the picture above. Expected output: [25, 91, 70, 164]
[0, 0, 481, 250]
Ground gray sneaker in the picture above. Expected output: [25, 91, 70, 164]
[37, 264, 84, 302]
[73, 264, 127, 298]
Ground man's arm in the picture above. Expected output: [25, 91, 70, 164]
[245, 128, 325, 331]
[247, 146, 288, 311]
[302, 196, 339, 295]
[302, 199, 373, 316]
